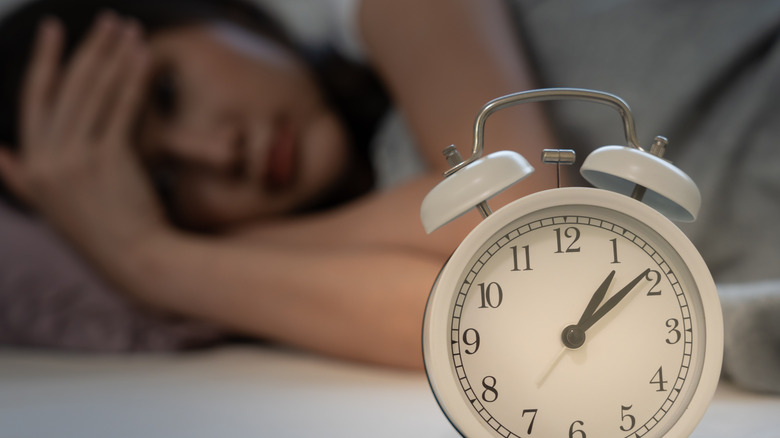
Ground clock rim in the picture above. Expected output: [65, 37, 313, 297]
[422, 187, 723, 438]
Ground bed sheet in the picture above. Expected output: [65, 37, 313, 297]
[1, 345, 779, 437]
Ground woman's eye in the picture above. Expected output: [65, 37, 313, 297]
[150, 68, 178, 118]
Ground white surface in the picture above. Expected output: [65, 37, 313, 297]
[0, 345, 778, 437]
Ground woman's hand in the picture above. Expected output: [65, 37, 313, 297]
[0, 13, 166, 254]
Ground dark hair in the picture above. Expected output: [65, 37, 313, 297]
[0, 0, 388, 212]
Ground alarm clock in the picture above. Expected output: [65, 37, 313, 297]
[420, 89, 723, 438]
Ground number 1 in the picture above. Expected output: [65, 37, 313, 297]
[610, 238, 620, 264]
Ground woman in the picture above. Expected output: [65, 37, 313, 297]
[0, 0, 557, 368]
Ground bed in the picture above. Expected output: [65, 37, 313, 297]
[1, 344, 779, 437]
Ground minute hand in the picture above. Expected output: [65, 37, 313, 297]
[579, 268, 651, 332]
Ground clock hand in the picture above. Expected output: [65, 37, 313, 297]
[579, 268, 651, 332]
[559, 271, 614, 349]
[561, 268, 651, 349]
[577, 270, 616, 326]
[544, 268, 652, 384]
[536, 346, 567, 387]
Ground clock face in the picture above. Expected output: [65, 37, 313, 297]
[424, 188, 721, 438]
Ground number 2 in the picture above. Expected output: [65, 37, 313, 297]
[645, 270, 663, 296]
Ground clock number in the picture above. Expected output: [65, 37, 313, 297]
[554, 227, 581, 253]
[650, 366, 668, 392]
[568, 420, 586, 438]
[521, 409, 538, 435]
[645, 270, 663, 296]
[478, 282, 503, 309]
[481, 376, 498, 403]
[666, 318, 682, 345]
[511, 245, 532, 271]
[462, 328, 480, 354]
[620, 405, 636, 432]
[610, 238, 620, 264]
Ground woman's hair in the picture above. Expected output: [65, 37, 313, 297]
[0, 0, 388, 213]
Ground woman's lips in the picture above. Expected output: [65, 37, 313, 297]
[264, 117, 297, 192]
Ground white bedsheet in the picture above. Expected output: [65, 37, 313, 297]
[1, 345, 778, 437]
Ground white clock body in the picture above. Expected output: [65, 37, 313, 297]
[423, 187, 722, 438]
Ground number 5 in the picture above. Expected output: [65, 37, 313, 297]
[620, 405, 636, 432]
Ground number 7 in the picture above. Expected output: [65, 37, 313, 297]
[522, 409, 538, 434]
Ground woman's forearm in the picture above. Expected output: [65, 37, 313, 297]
[228, 173, 473, 255]
[103, 228, 440, 368]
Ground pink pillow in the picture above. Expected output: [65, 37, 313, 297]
[0, 200, 223, 351]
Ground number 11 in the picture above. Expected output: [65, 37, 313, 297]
[511, 245, 532, 271]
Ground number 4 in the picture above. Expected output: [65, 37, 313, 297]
[650, 367, 668, 392]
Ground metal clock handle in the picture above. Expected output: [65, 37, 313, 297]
[422, 87, 700, 231]
[443, 88, 657, 177]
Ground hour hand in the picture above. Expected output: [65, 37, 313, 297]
[580, 268, 651, 331]
[577, 270, 616, 327]
[562, 269, 650, 349]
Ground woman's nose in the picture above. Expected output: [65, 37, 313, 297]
[162, 122, 241, 171]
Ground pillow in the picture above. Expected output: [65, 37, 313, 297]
[0, 200, 224, 352]
[719, 281, 780, 394]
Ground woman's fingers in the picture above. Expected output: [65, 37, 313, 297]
[75, 20, 145, 141]
[49, 12, 120, 141]
[6, 12, 159, 222]
[104, 36, 150, 147]
[20, 17, 63, 147]
[21, 12, 150, 151]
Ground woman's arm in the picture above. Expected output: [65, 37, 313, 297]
[107, 227, 442, 368]
[360, 0, 557, 176]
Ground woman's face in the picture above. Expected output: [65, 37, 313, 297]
[136, 22, 350, 230]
